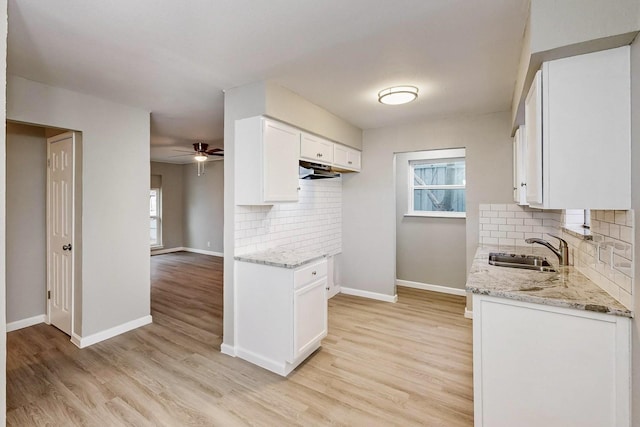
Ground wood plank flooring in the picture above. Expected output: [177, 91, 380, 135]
[7, 252, 473, 426]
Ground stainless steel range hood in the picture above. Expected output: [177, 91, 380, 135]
[299, 161, 341, 180]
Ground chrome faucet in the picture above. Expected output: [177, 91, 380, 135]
[524, 233, 570, 266]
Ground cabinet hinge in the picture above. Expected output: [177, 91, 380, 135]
[47, 158, 51, 168]
[48, 290, 51, 300]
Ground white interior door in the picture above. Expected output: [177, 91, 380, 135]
[47, 132, 75, 335]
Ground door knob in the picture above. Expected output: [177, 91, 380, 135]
[62, 244, 72, 251]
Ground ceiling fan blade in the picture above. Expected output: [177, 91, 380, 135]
[206, 148, 224, 156]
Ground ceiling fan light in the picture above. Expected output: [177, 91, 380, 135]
[378, 86, 418, 105]
[194, 153, 208, 162]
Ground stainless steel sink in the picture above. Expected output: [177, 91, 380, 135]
[488, 252, 557, 272]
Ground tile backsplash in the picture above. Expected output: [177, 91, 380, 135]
[561, 210, 634, 309]
[479, 204, 562, 247]
[235, 177, 342, 256]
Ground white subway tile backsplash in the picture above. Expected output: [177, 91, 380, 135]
[564, 209, 634, 310]
[620, 225, 633, 244]
[234, 178, 342, 256]
[478, 203, 562, 248]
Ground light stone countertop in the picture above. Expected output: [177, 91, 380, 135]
[466, 245, 632, 318]
[234, 248, 326, 269]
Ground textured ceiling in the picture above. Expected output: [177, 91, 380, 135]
[7, 0, 528, 163]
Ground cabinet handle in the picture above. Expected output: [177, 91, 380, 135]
[318, 153, 323, 158]
[348, 161, 352, 164]
[312, 271, 317, 276]
[521, 182, 526, 187]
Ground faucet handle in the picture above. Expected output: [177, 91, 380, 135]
[547, 233, 568, 247]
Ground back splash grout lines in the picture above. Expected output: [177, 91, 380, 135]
[478, 203, 562, 247]
[561, 209, 634, 309]
[235, 178, 342, 256]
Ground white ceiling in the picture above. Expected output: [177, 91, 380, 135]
[7, 0, 529, 163]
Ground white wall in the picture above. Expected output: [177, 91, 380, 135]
[265, 81, 362, 150]
[341, 112, 513, 297]
[629, 32, 640, 427]
[0, 0, 8, 422]
[6, 123, 47, 323]
[183, 160, 224, 253]
[150, 161, 184, 250]
[7, 75, 151, 338]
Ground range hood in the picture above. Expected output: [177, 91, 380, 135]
[299, 161, 341, 180]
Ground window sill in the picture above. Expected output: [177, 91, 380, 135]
[562, 225, 593, 240]
[151, 245, 164, 250]
[404, 212, 466, 219]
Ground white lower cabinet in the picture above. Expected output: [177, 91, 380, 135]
[472, 294, 630, 427]
[235, 259, 328, 376]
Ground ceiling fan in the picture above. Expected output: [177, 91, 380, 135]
[169, 142, 224, 162]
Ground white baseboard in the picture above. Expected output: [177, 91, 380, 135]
[183, 247, 224, 257]
[72, 315, 153, 349]
[220, 342, 236, 356]
[151, 246, 223, 257]
[396, 279, 467, 297]
[151, 247, 184, 255]
[464, 308, 473, 319]
[6, 314, 46, 332]
[340, 287, 398, 303]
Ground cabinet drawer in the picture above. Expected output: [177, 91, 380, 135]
[294, 260, 327, 288]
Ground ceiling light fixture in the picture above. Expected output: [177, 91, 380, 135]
[378, 86, 419, 105]
[194, 153, 208, 162]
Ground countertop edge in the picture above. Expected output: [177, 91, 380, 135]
[234, 253, 326, 269]
[466, 285, 632, 318]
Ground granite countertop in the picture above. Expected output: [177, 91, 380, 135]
[234, 248, 326, 269]
[466, 245, 632, 318]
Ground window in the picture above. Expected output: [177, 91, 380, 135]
[408, 148, 466, 218]
[150, 188, 162, 248]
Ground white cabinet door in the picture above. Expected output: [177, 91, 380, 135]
[300, 133, 333, 165]
[263, 120, 300, 202]
[524, 70, 542, 205]
[292, 279, 327, 361]
[522, 47, 630, 209]
[235, 116, 300, 205]
[473, 295, 630, 427]
[333, 144, 361, 171]
[512, 126, 527, 205]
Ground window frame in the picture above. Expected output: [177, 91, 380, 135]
[150, 187, 163, 249]
[406, 148, 466, 219]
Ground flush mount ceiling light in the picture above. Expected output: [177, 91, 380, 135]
[378, 86, 419, 105]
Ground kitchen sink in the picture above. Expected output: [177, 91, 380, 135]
[488, 252, 557, 272]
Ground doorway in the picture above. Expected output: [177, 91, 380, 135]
[5, 122, 81, 340]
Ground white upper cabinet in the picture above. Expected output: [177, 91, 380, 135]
[300, 132, 334, 165]
[512, 125, 527, 205]
[524, 46, 631, 210]
[235, 116, 300, 205]
[333, 144, 361, 172]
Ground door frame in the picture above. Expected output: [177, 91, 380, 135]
[46, 131, 76, 336]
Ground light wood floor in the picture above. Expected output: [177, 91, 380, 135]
[7, 252, 473, 426]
